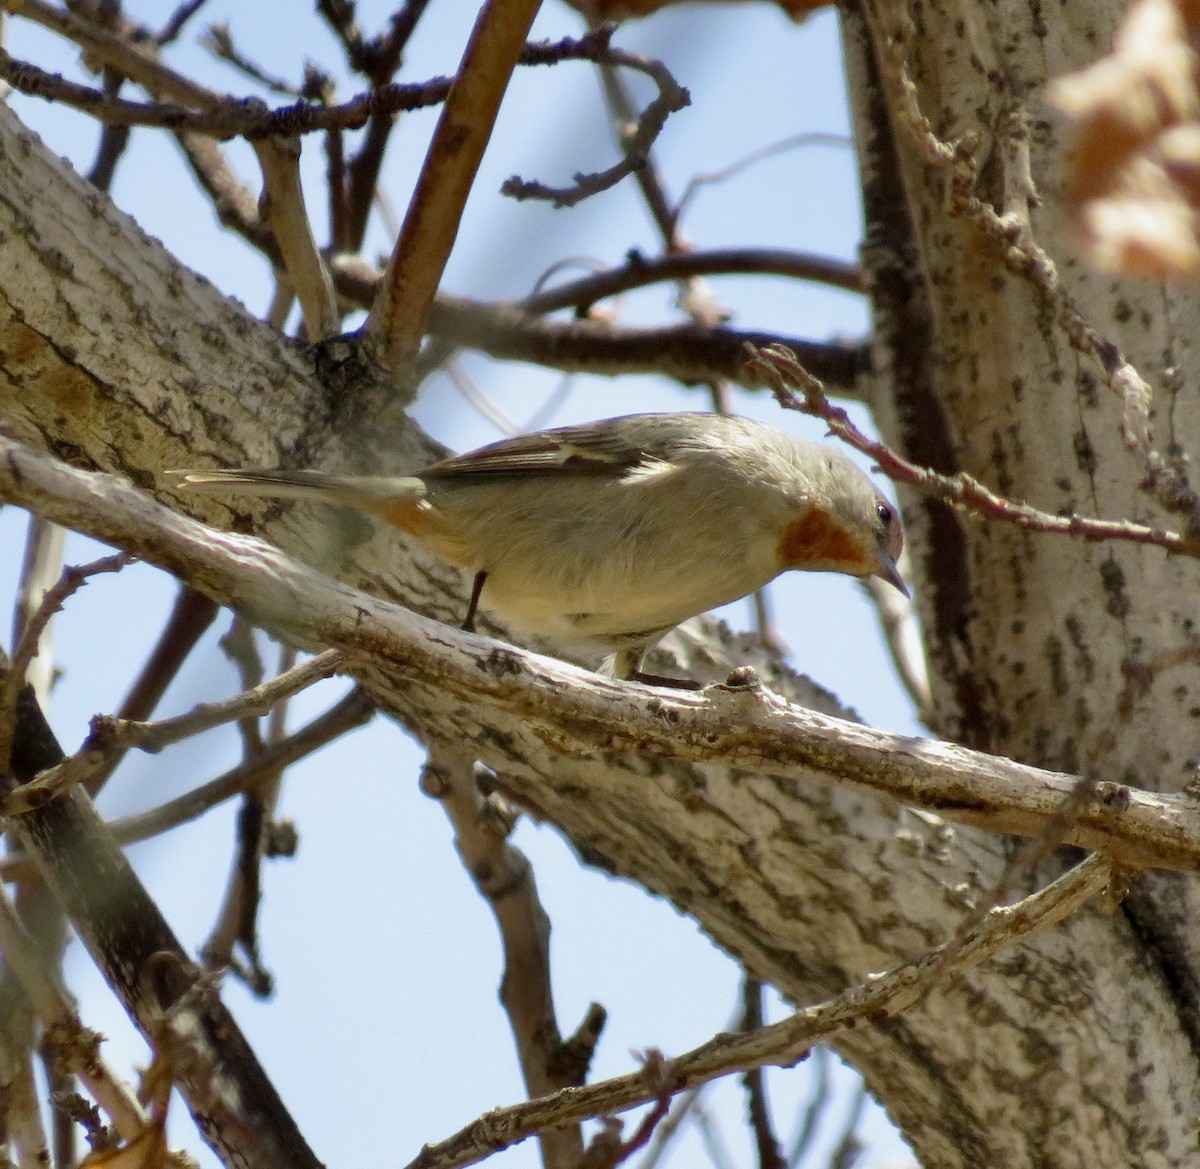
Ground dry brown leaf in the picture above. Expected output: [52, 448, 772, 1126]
[1051, 0, 1200, 277]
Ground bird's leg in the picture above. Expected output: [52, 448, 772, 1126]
[462, 570, 487, 632]
[612, 647, 702, 690]
[629, 670, 703, 691]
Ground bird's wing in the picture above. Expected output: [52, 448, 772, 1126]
[418, 415, 693, 481]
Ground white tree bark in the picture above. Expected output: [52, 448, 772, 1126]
[2, 54, 1198, 1169]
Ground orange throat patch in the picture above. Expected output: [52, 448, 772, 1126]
[777, 508, 867, 573]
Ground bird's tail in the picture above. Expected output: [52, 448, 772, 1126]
[169, 468, 427, 515]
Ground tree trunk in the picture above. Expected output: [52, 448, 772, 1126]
[843, 0, 1200, 1160]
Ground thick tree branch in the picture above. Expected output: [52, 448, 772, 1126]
[423, 295, 869, 395]
[0, 434, 1196, 875]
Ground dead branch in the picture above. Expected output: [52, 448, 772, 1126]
[403, 854, 1111, 1169]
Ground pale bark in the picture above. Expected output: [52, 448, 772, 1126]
[845, 0, 1200, 1161]
[1, 23, 1198, 1162]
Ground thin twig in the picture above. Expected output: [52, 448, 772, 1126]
[155, 0, 210, 47]
[825, 1080, 866, 1169]
[0, 883, 145, 1141]
[202, 22, 304, 98]
[673, 133, 852, 231]
[0, 46, 451, 136]
[0, 687, 375, 883]
[0, 553, 132, 772]
[519, 248, 863, 315]
[740, 978, 785, 1169]
[748, 344, 1200, 560]
[402, 854, 1111, 1169]
[341, 0, 435, 248]
[501, 29, 690, 209]
[85, 67, 131, 191]
[83, 585, 219, 798]
[11, 515, 66, 707]
[785, 1044, 830, 1169]
[2, 650, 343, 816]
[635, 1085, 706, 1169]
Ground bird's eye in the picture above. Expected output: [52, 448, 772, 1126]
[875, 501, 893, 527]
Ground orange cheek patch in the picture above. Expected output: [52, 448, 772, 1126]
[777, 509, 866, 571]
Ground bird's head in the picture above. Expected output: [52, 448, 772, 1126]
[775, 448, 908, 596]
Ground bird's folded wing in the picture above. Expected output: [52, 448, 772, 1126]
[419, 419, 667, 480]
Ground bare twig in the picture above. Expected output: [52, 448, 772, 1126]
[155, 0, 210, 47]
[0, 46, 451, 136]
[203, 635, 305, 992]
[501, 29, 689, 209]
[740, 979, 785, 1169]
[0, 883, 145, 1141]
[365, 0, 545, 368]
[0, 687, 374, 883]
[82, 585, 219, 798]
[420, 294, 869, 395]
[0, 553, 132, 772]
[2, 650, 344, 815]
[825, 1081, 866, 1169]
[785, 1045, 831, 1169]
[11, 515, 66, 707]
[673, 133, 852, 232]
[421, 747, 600, 1169]
[401, 854, 1112, 1169]
[519, 248, 863, 315]
[202, 23, 304, 98]
[341, 0, 434, 248]
[635, 1086, 707, 1169]
[748, 344, 1200, 560]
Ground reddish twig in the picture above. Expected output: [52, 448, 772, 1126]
[365, 0, 552, 369]
[747, 344, 1200, 560]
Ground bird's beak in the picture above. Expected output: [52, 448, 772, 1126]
[874, 554, 910, 598]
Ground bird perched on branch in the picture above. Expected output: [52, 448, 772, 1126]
[174, 412, 906, 686]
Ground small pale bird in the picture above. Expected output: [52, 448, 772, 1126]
[174, 412, 906, 685]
